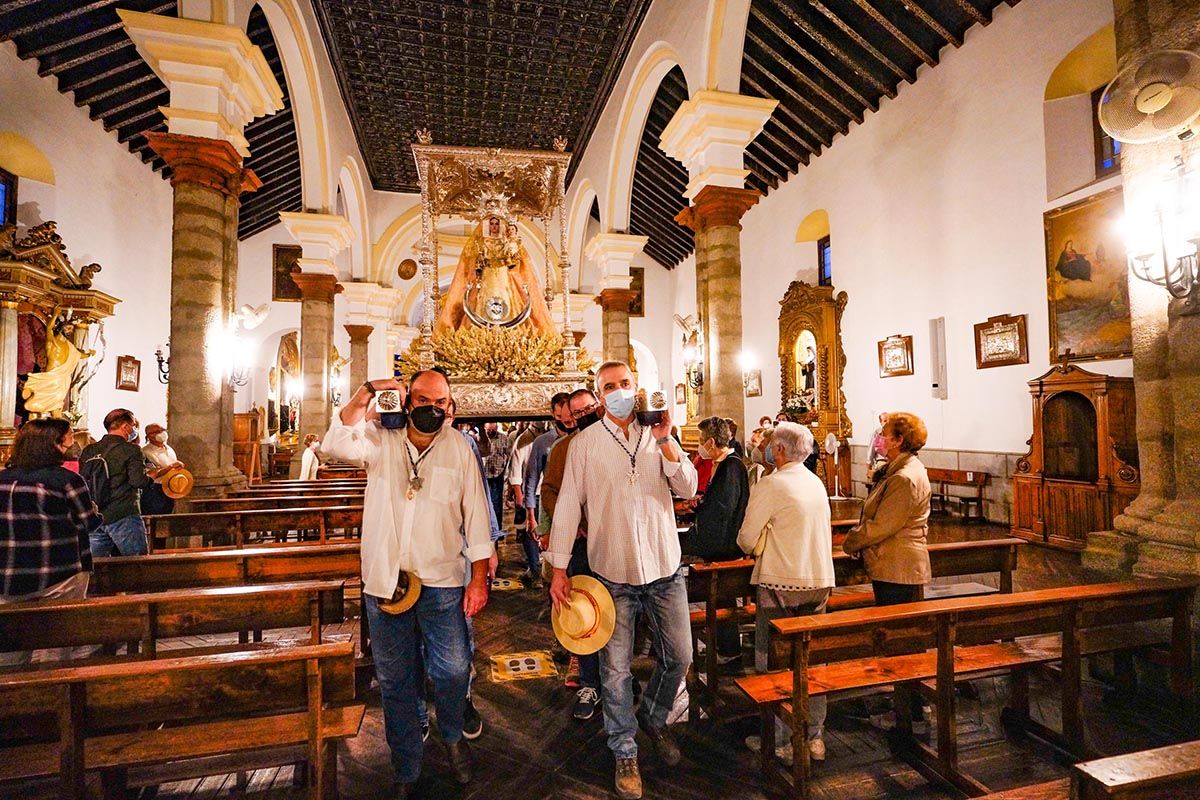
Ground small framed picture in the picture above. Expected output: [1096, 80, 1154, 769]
[974, 313, 1029, 369]
[272, 243, 303, 302]
[674, 382, 686, 405]
[743, 369, 762, 397]
[116, 355, 141, 391]
[878, 335, 914, 378]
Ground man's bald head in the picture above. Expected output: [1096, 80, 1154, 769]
[408, 369, 451, 409]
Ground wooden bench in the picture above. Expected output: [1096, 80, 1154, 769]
[316, 465, 365, 479]
[145, 505, 364, 552]
[927, 467, 990, 523]
[0, 579, 346, 661]
[0, 642, 363, 800]
[735, 577, 1197, 799]
[685, 538, 1023, 720]
[187, 494, 365, 512]
[977, 782, 1071, 800]
[230, 483, 365, 497]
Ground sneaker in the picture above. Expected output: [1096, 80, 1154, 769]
[462, 698, 483, 740]
[745, 735, 794, 766]
[564, 655, 581, 688]
[421, 721, 430, 742]
[809, 738, 826, 762]
[614, 757, 642, 800]
[572, 686, 600, 721]
[870, 710, 929, 736]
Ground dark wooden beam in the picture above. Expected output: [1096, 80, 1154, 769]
[769, 0, 895, 99]
[57, 60, 141, 94]
[74, 72, 158, 108]
[744, 51, 840, 144]
[40, 38, 134, 78]
[950, 0, 990, 27]
[904, 0, 961, 48]
[1, 0, 116, 41]
[740, 69, 826, 153]
[810, 0, 913, 83]
[91, 89, 167, 123]
[849, 0, 936, 67]
[20, 2, 173, 59]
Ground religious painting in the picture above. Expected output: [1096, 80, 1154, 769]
[629, 266, 645, 318]
[794, 329, 818, 408]
[1045, 188, 1131, 362]
[878, 335, 914, 378]
[743, 368, 762, 398]
[115, 355, 140, 391]
[272, 244, 303, 302]
[674, 382, 686, 405]
[974, 313, 1029, 369]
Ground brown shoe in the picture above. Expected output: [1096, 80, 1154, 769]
[445, 739, 472, 784]
[614, 756, 642, 800]
[638, 719, 681, 767]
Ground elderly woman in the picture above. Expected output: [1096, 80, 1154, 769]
[737, 422, 835, 765]
[686, 416, 749, 562]
[842, 411, 931, 727]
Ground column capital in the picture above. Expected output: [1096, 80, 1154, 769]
[292, 271, 341, 304]
[677, 185, 762, 232]
[147, 132, 261, 196]
[344, 324, 374, 344]
[280, 212, 353, 276]
[585, 232, 648, 293]
[596, 287, 639, 313]
[119, 10, 283, 156]
[659, 89, 777, 199]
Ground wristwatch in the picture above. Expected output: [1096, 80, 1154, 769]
[656, 436, 672, 445]
[361, 380, 376, 397]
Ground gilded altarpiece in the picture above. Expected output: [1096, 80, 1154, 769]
[778, 281, 851, 494]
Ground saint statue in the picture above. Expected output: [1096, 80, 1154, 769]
[435, 217, 557, 336]
[23, 310, 92, 416]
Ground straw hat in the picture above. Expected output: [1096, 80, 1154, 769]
[161, 467, 194, 499]
[551, 575, 616, 655]
[379, 570, 422, 615]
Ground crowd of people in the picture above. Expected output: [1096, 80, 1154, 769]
[0, 367, 933, 800]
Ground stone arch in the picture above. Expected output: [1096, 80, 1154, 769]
[338, 156, 371, 279]
[606, 41, 691, 233]
[250, 0, 333, 210]
[372, 205, 422, 286]
[0, 132, 55, 184]
[701, 0, 752, 91]
[566, 177, 599, 282]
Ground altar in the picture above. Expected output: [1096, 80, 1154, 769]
[396, 132, 590, 415]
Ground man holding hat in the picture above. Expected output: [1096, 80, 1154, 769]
[322, 370, 493, 798]
[549, 360, 697, 800]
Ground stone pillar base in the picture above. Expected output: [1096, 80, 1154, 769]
[1081, 530, 1139, 578]
[185, 467, 247, 503]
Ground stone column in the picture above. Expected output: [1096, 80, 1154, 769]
[586, 233, 648, 365]
[0, 303, 17, 429]
[596, 289, 638, 363]
[344, 324, 372, 392]
[291, 272, 339, 475]
[676, 186, 760, 424]
[149, 133, 261, 495]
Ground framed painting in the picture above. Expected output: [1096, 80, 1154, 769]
[1045, 188, 1131, 362]
[974, 313, 1029, 369]
[272, 243, 303, 302]
[878, 335, 913, 378]
[629, 266, 644, 318]
[674, 382, 685, 405]
[116, 355, 140, 391]
[743, 369, 762, 398]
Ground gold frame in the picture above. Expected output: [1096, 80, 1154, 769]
[778, 281, 851, 439]
[115, 355, 140, 391]
[878, 335, 914, 377]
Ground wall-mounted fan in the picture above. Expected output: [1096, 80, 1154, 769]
[1099, 49, 1200, 144]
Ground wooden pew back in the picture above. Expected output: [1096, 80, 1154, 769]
[146, 505, 364, 552]
[187, 494, 364, 511]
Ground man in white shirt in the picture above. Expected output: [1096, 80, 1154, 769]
[140, 423, 183, 515]
[549, 361, 697, 800]
[322, 369, 492, 798]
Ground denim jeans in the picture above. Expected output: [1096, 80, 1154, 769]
[597, 568, 692, 758]
[568, 537, 600, 690]
[365, 586, 472, 784]
[89, 514, 148, 558]
[755, 587, 830, 741]
[519, 502, 541, 574]
[486, 477, 506, 523]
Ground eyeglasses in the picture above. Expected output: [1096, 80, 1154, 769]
[571, 403, 602, 419]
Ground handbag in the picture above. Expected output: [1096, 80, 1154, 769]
[752, 520, 770, 558]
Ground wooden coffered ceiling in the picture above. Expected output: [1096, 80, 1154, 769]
[0, 0, 304, 241]
[310, 0, 654, 193]
[629, 0, 1020, 268]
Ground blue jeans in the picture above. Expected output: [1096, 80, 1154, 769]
[568, 538, 600, 690]
[597, 568, 692, 758]
[486, 477, 506, 524]
[365, 587, 472, 784]
[89, 515, 148, 558]
[520, 503, 541, 574]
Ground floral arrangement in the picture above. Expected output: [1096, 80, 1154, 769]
[397, 326, 593, 382]
[781, 393, 812, 421]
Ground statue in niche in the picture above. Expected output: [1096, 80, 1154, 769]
[794, 330, 819, 410]
[22, 309, 92, 417]
[435, 216, 556, 335]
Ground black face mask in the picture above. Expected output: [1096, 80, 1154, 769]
[554, 419, 575, 434]
[407, 404, 447, 434]
[574, 410, 602, 431]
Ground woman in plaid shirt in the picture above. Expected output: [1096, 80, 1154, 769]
[0, 418, 102, 619]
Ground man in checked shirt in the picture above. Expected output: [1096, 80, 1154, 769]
[548, 360, 697, 800]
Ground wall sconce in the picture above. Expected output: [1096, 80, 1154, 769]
[330, 368, 347, 407]
[1126, 155, 1200, 315]
[155, 340, 170, 384]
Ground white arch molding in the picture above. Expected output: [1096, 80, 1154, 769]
[565, 178, 598, 288]
[606, 41, 691, 234]
[337, 156, 371, 280]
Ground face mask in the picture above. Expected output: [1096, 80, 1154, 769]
[554, 419, 575, 434]
[574, 409, 602, 431]
[408, 404, 447, 435]
[128, 428, 140, 443]
[604, 388, 636, 420]
[764, 446, 776, 467]
[155, 432, 168, 445]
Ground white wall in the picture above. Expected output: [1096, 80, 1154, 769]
[0, 41, 174, 433]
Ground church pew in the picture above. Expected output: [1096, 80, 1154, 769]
[0, 642, 362, 800]
[685, 538, 1023, 720]
[1072, 739, 1200, 799]
[145, 505, 363, 552]
[735, 576, 1197, 799]
[187, 494, 365, 512]
[316, 465, 365, 479]
[230, 484, 365, 498]
[0, 580, 346, 662]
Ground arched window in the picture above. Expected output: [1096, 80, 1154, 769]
[1043, 25, 1118, 200]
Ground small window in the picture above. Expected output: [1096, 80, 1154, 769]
[0, 168, 16, 226]
[816, 235, 832, 286]
[1092, 87, 1121, 178]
